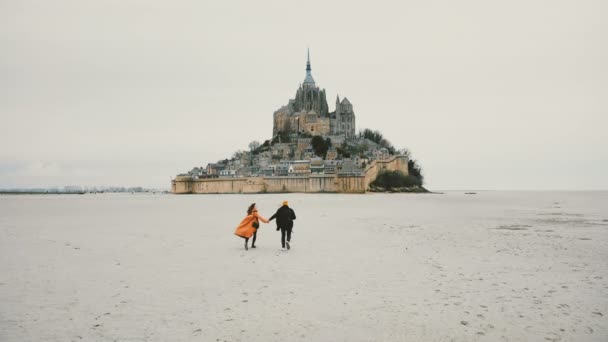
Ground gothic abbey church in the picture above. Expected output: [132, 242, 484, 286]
[272, 51, 356, 139]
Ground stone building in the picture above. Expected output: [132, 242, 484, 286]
[271, 143, 292, 160]
[273, 50, 356, 139]
[332, 96, 356, 138]
[206, 163, 225, 176]
[289, 160, 311, 175]
[326, 147, 338, 161]
[310, 157, 325, 174]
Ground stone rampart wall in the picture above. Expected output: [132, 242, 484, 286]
[264, 175, 338, 193]
[171, 155, 408, 194]
[363, 155, 409, 189]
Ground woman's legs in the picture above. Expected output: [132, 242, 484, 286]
[244, 237, 249, 250]
[251, 231, 257, 248]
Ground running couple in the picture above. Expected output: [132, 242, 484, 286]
[233, 201, 296, 251]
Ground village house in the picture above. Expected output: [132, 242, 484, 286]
[323, 160, 339, 174]
[326, 147, 338, 160]
[338, 159, 361, 175]
[206, 163, 225, 177]
[310, 157, 325, 174]
[271, 143, 291, 160]
[219, 169, 237, 178]
[262, 165, 276, 177]
[188, 167, 206, 179]
[289, 160, 311, 176]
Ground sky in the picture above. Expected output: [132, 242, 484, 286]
[1, 0, 607, 190]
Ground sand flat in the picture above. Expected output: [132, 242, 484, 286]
[1, 192, 607, 341]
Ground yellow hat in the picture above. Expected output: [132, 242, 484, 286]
[282, 201, 288, 206]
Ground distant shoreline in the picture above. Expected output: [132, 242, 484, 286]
[0, 191, 167, 195]
[0, 191, 86, 195]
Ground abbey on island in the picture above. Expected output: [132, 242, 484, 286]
[171, 51, 411, 194]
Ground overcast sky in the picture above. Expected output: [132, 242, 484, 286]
[1, 0, 606, 190]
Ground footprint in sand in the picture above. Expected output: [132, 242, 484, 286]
[94, 312, 111, 320]
[544, 332, 562, 341]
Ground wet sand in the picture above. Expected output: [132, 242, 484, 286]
[1, 192, 607, 341]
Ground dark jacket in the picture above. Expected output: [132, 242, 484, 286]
[268, 205, 296, 229]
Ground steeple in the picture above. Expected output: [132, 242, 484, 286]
[303, 48, 315, 87]
[335, 94, 341, 112]
[306, 48, 311, 72]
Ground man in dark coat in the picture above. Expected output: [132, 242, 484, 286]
[268, 201, 296, 250]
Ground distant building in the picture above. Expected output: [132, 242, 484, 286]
[271, 143, 292, 160]
[310, 157, 325, 174]
[324, 160, 339, 174]
[289, 160, 311, 176]
[262, 166, 276, 177]
[276, 165, 289, 176]
[274, 161, 291, 176]
[219, 169, 237, 178]
[189, 167, 206, 179]
[206, 163, 225, 176]
[339, 159, 361, 175]
[236, 167, 253, 178]
[326, 147, 338, 161]
[296, 138, 312, 154]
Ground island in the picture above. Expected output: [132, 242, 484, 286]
[172, 51, 426, 194]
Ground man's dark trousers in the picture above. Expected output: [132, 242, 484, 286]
[280, 227, 292, 248]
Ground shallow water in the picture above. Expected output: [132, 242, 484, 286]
[1, 192, 607, 341]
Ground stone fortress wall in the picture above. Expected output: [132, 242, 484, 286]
[171, 155, 408, 194]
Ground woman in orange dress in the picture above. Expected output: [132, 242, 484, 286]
[234, 203, 269, 250]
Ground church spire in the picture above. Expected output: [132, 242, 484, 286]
[306, 48, 311, 72]
[303, 48, 315, 87]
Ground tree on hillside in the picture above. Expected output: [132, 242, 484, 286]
[232, 150, 245, 160]
[360, 128, 396, 154]
[279, 120, 291, 143]
[371, 170, 422, 190]
[408, 159, 424, 184]
[358, 128, 425, 186]
[249, 141, 260, 153]
[337, 142, 351, 158]
[311, 136, 330, 158]
[397, 148, 411, 157]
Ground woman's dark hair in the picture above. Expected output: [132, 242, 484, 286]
[247, 203, 256, 215]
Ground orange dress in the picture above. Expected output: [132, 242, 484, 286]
[234, 210, 269, 239]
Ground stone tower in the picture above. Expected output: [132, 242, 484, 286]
[292, 49, 329, 117]
[336, 97, 356, 138]
[273, 50, 355, 138]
